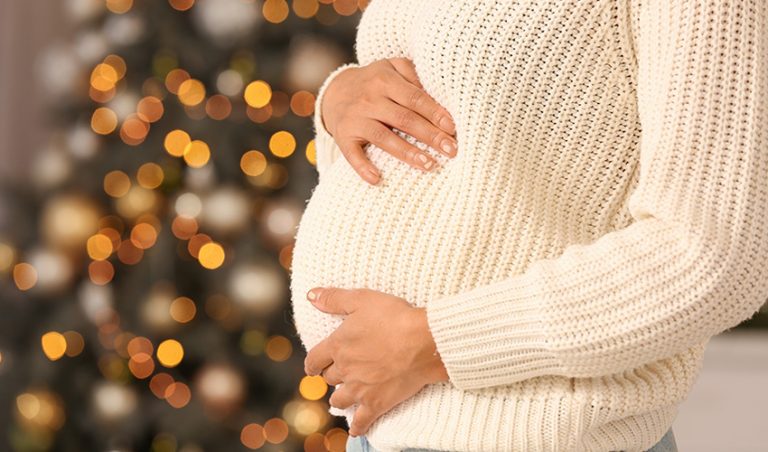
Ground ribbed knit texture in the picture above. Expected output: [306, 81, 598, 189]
[290, 1, 768, 451]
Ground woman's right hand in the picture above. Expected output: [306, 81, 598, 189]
[320, 57, 458, 185]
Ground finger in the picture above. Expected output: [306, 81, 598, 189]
[329, 382, 357, 409]
[304, 336, 334, 377]
[386, 75, 456, 137]
[309, 287, 362, 315]
[334, 137, 382, 185]
[375, 98, 458, 158]
[387, 57, 424, 90]
[364, 121, 438, 172]
[321, 362, 344, 386]
[349, 404, 378, 437]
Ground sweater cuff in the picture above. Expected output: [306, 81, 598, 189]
[313, 62, 360, 180]
[425, 266, 563, 391]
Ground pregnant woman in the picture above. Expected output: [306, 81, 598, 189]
[290, 1, 767, 451]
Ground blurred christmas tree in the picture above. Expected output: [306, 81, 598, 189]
[0, 0, 370, 451]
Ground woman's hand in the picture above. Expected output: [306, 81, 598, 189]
[303, 287, 449, 437]
[320, 57, 458, 184]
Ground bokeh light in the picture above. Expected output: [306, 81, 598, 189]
[157, 339, 184, 368]
[240, 150, 267, 176]
[183, 140, 211, 168]
[41, 332, 67, 361]
[269, 131, 296, 158]
[198, 242, 225, 269]
[244, 80, 272, 108]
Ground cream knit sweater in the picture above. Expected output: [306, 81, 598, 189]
[289, 1, 768, 451]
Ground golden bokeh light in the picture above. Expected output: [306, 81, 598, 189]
[89, 260, 115, 285]
[244, 80, 272, 108]
[0, 242, 15, 273]
[90, 85, 117, 103]
[171, 216, 198, 240]
[164, 129, 191, 157]
[265, 335, 292, 362]
[13, 263, 37, 291]
[246, 104, 272, 123]
[183, 140, 211, 168]
[205, 94, 232, 120]
[169, 0, 195, 11]
[103, 54, 127, 79]
[16, 391, 66, 431]
[263, 418, 289, 444]
[103, 170, 132, 198]
[127, 336, 154, 357]
[292, 0, 320, 19]
[187, 234, 212, 259]
[106, 0, 133, 14]
[41, 331, 67, 361]
[177, 79, 206, 106]
[198, 242, 225, 269]
[128, 352, 155, 379]
[170, 297, 196, 323]
[137, 96, 165, 123]
[269, 131, 296, 158]
[63, 331, 85, 357]
[164, 382, 191, 408]
[165, 68, 191, 94]
[150, 373, 174, 399]
[157, 339, 184, 368]
[299, 375, 328, 401]
[91, 63, 120, 91]
[117, 239, 144, 265]
[290, 90, 315, 117]
[269, 91, 291, 117]
[137, 163, 164, 189]
[87, 234, 114, 261]
[91, 107, 118, 135]
[240, 150, 268, 177]
[333, 0, 360, 16]
[130, 223, 158, 249]
[241, 423, 266, 450]
[305, 139, 317, 165]
[120, 115, 150, 145]
[263, 0, 290, 24]
[98, 227, 122, 250]
[325, 428, 350, 452]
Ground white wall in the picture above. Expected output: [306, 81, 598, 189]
[0, 1, 66, 184]
[675, 330, 768, 452]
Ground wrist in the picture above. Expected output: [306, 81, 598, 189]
[411, 307, 450, 384]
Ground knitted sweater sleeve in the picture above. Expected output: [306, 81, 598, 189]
[313, 62, 360, 182]
[425, 0, 768, 391]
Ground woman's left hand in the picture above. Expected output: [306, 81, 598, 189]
[303, 287, 449, 437]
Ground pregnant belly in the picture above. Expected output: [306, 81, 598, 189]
[289, 135, 466, 352]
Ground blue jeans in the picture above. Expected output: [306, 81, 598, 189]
[346, 427, 677, 452]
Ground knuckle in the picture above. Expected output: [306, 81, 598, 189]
[369, 125, 389, 144]
[395, 109, 415, 129]
[408, 89, 425, 109]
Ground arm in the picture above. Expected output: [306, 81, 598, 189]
[313, 62, 360, 181]
[425, 0, 768, 391]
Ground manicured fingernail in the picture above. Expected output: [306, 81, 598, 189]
[440, 139, 456, 157]
[307, 289, 318, 301]
[439, 116, 455, 132]
[366, 168, 380, 184]
[416, 154, 434, 170]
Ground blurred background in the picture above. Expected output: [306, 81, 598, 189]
[0, 1, 765, 452]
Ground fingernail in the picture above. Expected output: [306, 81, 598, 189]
[439, 116, 455, 132]
[307, 289, 318, 301]
[440, 139, 456, 157]
[365, 168, 380, 184]
[416, 153, 434, 170]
